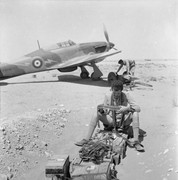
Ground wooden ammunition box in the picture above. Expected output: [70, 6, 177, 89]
[45, 154, 70, 179]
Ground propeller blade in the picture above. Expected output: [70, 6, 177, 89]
[103, 24, 110, 43]
[103, 24, 120, 51]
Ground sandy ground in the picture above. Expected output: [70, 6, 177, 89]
[0, 59, 178, 180]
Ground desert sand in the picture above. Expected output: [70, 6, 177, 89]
[0, 58, 178, 180]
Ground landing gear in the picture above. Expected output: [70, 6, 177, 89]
[80, 66, 89, 79]
[90, 63, 103, 80]
[91, 72, 100, 81]
[80, 72, 89, 79]
[80, 63, 103, 81]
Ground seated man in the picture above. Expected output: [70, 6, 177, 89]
[75, 80, 144, 152]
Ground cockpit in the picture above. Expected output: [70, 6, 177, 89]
[57, 40, 76, 47]
[44, 40, 76, 51]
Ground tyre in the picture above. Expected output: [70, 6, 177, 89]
[80, 72, 89, 79]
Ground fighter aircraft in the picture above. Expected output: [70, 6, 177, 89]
[0, 27, 121, 81]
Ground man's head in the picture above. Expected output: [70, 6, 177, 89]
[111, 80, 123, 99]
[118, 59, 124, 64]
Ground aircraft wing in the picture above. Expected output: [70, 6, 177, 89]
[47, 50, 121, 70]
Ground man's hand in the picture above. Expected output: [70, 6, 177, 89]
[117, 106, 130, 113]
[98, 108, 105, 114]
[98, 108, 107, 116]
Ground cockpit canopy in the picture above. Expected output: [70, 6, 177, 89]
[44, 40, 76, 51]
[57, 40, 76, 47]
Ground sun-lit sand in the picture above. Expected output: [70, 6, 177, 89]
[0, 59, 178, 180]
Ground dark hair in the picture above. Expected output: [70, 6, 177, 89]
[111, 80, 123, 91]
[118, 59, 123, 64]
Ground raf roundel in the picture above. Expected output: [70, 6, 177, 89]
[32, 59, 43, 68]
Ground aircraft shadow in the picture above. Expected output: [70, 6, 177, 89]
[0, 75, 110, 87]
[0, 82, 8, 86]
[57, 75, 109, 87]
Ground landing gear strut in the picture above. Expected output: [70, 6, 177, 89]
[90, 63, 103, 80]
[80, 63, 103, 81]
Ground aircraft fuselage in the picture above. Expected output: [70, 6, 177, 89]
[0, 40, 109, 80]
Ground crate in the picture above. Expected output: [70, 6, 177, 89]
[70, 160, 111, 180]
[45, 154, 70, 179]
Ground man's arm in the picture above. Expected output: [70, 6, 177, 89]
[125, 60, 130, 74]
[116, 64, 123, 73]
[99, 94, 110, 115]
[125, 92, 141, 112]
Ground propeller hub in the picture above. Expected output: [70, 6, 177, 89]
[109, 42, 114, 49]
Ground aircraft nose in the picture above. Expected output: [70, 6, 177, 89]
[109, 42, 114, 49]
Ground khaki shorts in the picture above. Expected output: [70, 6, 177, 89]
[99, 113, 133, 127]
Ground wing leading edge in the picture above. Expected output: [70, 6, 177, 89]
[47, 50, 121, 70]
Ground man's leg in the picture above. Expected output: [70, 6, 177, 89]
[75, 113, 113, 146]
[85, 113, 113, 139]
[132, 112, 139, 141]
[130, 66, 135, 76]
[85, 113, 99, 140]
[75, 113, 98, 146]
[131, 112, 144, 152]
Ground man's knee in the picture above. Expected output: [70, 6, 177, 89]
[132, 112, 139, 118]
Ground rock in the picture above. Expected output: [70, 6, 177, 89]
[66, 109, 71, 113]
[7, 166, 11, 172]
[163, 149, 169, 154]
[45, 151, 51, 157]
[41, 141, 48, 147]
[0, 126, 5, 131]
[145, 169, 152, 173]
[59, 123, 65, 128]
[168, 168, 173, 172]
[62, 118, 67, 122]
[7, 173, 13, 179]
[150, 77, 157, 81]
[34, 134, 38, 138]
[16, 144, 24, 150]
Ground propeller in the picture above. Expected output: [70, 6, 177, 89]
[103, 24, 110, 43]
[103, 24, 118, 50]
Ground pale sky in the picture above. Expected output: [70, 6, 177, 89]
[0, 0, 177, 62]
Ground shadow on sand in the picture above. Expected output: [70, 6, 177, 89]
[0, 75, 110, 87]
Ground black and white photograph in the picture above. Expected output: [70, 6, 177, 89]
[0, 0, 177, 179]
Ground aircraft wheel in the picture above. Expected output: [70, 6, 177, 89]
[91, 72, 100, 81]
[108, 72, 117, 85]
[80, 72, 89, 79]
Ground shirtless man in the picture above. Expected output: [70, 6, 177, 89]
[116, 59, 136, 76]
